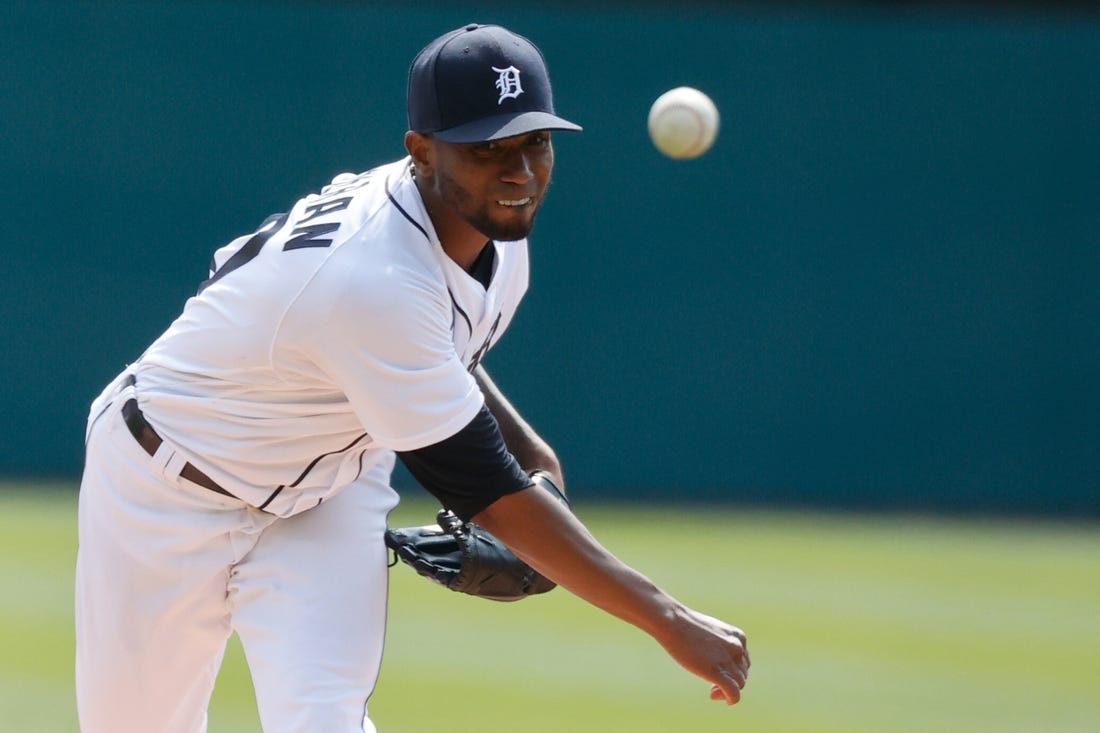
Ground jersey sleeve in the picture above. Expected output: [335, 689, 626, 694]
[279, 244, 483, 452]
[397, 403, 532, 520]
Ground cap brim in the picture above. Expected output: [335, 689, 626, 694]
[433, 111, 582, 143]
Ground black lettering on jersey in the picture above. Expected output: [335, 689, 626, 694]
[467, 312, 502, 373]
[301, 196, 352, 223]
[283, 223, 340, 251]
[198, 213, 289, 294]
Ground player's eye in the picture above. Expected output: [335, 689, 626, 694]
[470, 141, 499, 157]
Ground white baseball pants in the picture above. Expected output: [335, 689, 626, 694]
[75, 381, 399, 733]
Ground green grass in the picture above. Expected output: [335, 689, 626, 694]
[2, 484, 1098, 732]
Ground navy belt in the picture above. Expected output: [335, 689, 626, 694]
[120, 381, 238, 500]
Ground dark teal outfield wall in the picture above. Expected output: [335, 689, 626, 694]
[2, 1, 1098, 515]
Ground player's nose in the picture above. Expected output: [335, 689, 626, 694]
[499, 150, 534, 184]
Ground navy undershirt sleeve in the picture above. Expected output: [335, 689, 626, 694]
[396, 402, 532, 521]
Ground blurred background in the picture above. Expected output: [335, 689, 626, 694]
[2, 0, 1098, 515]
[1, 1, 1098, 731]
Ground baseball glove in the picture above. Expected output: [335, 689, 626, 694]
[384, 471, 568, 602]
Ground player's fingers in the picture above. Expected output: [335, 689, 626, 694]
[724, 661, 748, 688]
[713, 669, 743, 705]
[720, 624, 749, 665]
[722, 637, 749, 680]
[731, 627, 750, 668]
[736, 644, 751, 676]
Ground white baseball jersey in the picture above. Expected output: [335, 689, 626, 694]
[120, 158, 528, 517]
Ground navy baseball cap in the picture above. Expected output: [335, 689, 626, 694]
[407, 23, 582, 143]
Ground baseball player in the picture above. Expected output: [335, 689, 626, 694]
[75, 23, 750, 733]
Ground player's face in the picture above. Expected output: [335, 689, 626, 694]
[431, 131, 554, 242]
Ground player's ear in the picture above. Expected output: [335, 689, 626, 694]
[404, 131, 434, 178]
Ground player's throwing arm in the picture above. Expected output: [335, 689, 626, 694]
[389, 478, 750, 702]
[473, 485, 750, 703]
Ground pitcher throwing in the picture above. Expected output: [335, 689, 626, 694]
[75, 23, 749, 733]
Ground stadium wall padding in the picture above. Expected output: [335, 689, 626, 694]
[2, 1, 1097, 515]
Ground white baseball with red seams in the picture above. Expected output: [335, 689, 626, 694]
[647, 86, 720, 159]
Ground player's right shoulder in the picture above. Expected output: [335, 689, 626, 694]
[273, 158, 450, 323]
[304, 225, 444, 312]
[277, 229, 452, 365]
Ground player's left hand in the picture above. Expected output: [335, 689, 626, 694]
[384, 471, 570, 602]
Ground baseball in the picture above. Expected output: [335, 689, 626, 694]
[647, 86, 720, 160]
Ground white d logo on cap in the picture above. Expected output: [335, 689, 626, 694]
[492, 66, 523, 104]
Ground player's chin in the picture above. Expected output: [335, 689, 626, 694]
[480, 207, 538, 242]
